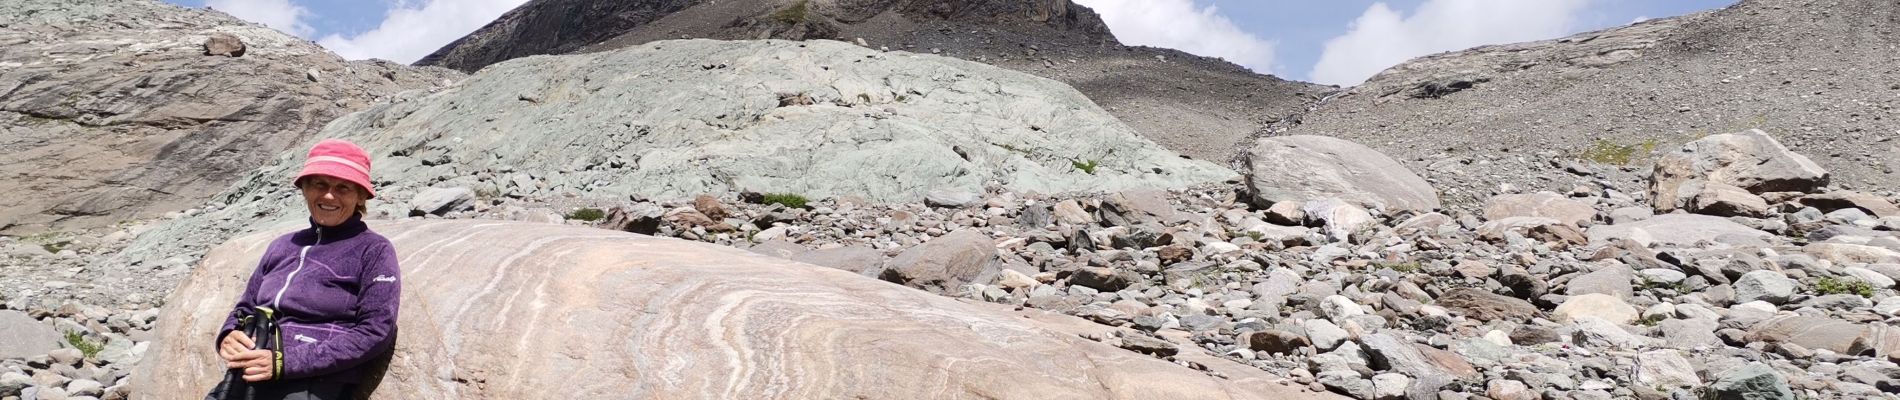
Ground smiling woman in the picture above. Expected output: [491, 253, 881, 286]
[206, 139, 401, 400]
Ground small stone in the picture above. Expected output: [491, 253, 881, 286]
[1633, 350, 1700, 388]
[1734, 270, 1797, 304]
[1552, 293, 1639, 324]
[1116, 333, 1178, 357]
[1317, 370, 1376, 399]
[1846, 267, 1892, 288]
[1436, 288, 1537, 322]
[65, 379, 104, 398]
[1511, 325, 1562, 345]
[924, 190, 982, 208]
[1304, 319, 1350, 352]
[1320, 295, 1365, 320]
[1265, 201, 1306, 226]
[49, 347, 84, 366]
[202, 33, 245, 57]
[1706, 363, 1794, 400]
[1371, 373, 1410, 399]
[1482, 330, 1513, 347]
[1069, 267, 1136, 292]
[1658, 318, 1721, 349]
[1248, 329, 1311, 355]
[1486, 379, 1536, 400]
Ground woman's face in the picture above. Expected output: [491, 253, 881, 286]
[300, 175, 365, 227]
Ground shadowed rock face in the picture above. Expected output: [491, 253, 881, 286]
[414, 0, 1329, 164]
[418, 0, 1106, 73]
[0, 0, 460, 234]
[129, 220, 1328, 399]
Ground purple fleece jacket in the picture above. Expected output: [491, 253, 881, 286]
[217, 214, 401, 384]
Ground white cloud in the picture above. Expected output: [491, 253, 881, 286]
[1309, 0, 1592, 86]
[1074, 0, 1278, 75]
[316, 0, 530, 64]
[1631, 15, 1651, 24]
[207, 0, 316, 38]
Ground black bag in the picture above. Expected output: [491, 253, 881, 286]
[205, 306, 281, 400]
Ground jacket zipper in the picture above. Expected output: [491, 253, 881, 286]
[271, 228, 322, 309]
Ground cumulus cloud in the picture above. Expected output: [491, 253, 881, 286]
[1308, 0, 1592, 86]
[1074, 0, 1278, 75]
[207, 0, 315, 37]
[316, 0, 529, 64]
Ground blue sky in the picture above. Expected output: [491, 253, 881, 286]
[168, 0, 1734, 85]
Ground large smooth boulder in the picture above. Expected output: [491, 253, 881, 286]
[1482, 192, 1596, 226]
[1242, 136, 1440, 213]
[1585, 214, 1773, 248]
[1650, 129, 1829, 212]
[130, 220, 1323, 399]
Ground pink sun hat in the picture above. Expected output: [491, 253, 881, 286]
[294, 139, 376, 199]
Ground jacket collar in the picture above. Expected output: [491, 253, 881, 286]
[306, 213, 369, 243]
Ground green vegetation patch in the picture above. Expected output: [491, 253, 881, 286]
[1815, 276, 1875, 298]
[1581, 138, 1658, 166]
[64, 331, 102, 359]
[761, 193, 810, 209]
[566, 208, 606, 222]
[1071, 159, 1100, 175]
[770, 0, 811, 24]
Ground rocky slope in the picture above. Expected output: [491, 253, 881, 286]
[414, 0, 1330, 163]
[1285, 0, 1900, 210]
[7, 124, 1899, 399]
[0, 0, 461, 236]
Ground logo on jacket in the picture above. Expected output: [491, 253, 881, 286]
[294, 334, 317, 343]
[373, 275, 397, 283]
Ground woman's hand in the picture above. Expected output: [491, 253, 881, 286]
[226, 349, 276, 382]
[218, 331, 255, 361]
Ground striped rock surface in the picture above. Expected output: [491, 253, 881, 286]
[129, 219, 1330, 399]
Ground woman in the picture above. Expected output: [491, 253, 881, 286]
[213, 139, 401, 399]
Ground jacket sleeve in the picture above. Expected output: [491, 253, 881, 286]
[217, 241, 278, 351]
[281, 240, 402, 379]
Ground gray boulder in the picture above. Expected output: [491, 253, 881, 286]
[0, 311, 59, 359]
[1565, 265, 1634, 299]
[880, 229, 998, 293]
[1650, 129, 1828, 212]
[1687, 180, 1771, 218]
[1482, 191, 1596, 226]
[1705, 363, 1794, 400]
[1733, 270, 1797, 305]
[1242, 135, 1440, 213]
[1302, 199, 1375, 243]
[923, 190, 982, 209]
[407, 187, 476, 216]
